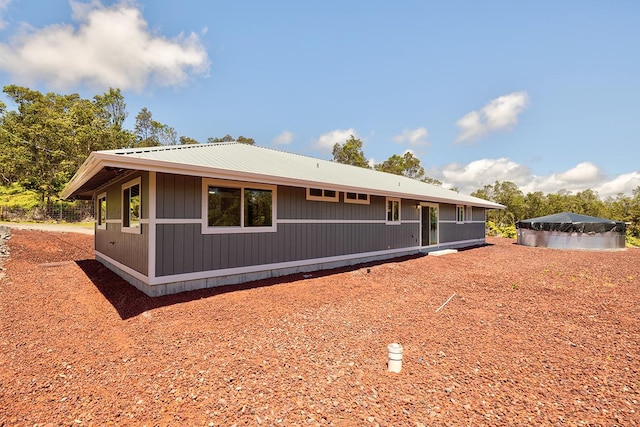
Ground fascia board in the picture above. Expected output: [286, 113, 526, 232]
[60, 153, 104, 199]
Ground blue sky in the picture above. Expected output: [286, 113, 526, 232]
[0, 0, 639, 197]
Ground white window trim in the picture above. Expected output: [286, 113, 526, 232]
[202, 178, 277, 234]
[344, 192, 370, 205]
[456, 205, 465, 224]
[122, 177, 142, 234]
[96, 192, 107, 230]
[385, 197, 401, 225]
[306, 187, 339, 202]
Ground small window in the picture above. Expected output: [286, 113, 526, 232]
[386, 198, 400, 224]
[466, 206, 473, 222]
[122, 178, 141, 234]
[456, 205, 465, 223]
[306, 187, 339, 202]
[96, 193, 107, 230]
[345, 192, 370, 205]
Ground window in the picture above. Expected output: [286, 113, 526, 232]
[96, 193, 107, 230]
[344, 192, 370, 205]
[244, 188, 273, 227]
[306, 187, 339, 202]
[122, 178, 141, 233]
[204, 179, 276, 233]
[208, 187, 241, 226]
[456, 205, 465, 223]
[466, 206, 473, 222]
[386, 198, 400, 223]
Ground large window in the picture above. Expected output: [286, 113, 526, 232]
[208, 187, 241, 226]
[122, 178, 141, 233]
[204, 179, 276, 233]
[386, 198, 400, 224]
[96, 192, 107, 230]
[244, 188, 273, 227]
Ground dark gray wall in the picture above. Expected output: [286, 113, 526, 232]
[156, 173, 201, 219]
[95, 171, 149, 275]
[153, 179, 421, 277]
[155, 222, 419, 276]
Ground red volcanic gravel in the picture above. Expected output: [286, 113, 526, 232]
[1, 229, 639, 426]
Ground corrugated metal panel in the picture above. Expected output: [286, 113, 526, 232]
[66, 143, 504, 209]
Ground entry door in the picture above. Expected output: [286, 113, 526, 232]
[421, 204, 438, 246]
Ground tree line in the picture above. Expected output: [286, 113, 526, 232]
[1, 85, 638, 244]
[0, 85, 252, 203]
[331, 136, 640, 244]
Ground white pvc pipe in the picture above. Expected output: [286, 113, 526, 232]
[387, 343, 403, 373]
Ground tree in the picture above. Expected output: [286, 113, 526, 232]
[208, 134, 254, 144]
[332, 135, 370, 168]
[422, 176, 443, 186]
[236, 135, 255, 145]
[179, 136, 200, 145]
[375, 151, 425, 180]
[152, 121, 177, 146]
[134, 107, 156, 147]
[94, 88, 127, 129]
[1, 86, 87, 201]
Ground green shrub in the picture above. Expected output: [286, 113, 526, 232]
[626, 231, 640, 248]
[0, 185, 40, 210]
[487, 220, 517, 238]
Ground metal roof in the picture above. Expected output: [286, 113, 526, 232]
[61, 142, 504, 209]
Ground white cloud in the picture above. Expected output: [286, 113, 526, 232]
[272, 130, 294, 145]
[594, 172, 640, 198]
[557, 162, 603, 183]
[432, 158, 638, 199]
[439, 158, 531, 190]
[455, 91, 529, 143]
[393, 127, 430, 146]
[0, 0, 210, 91]
[313, 128, 357, 152]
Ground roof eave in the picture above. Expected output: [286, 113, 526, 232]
[61, 151, 506, 209]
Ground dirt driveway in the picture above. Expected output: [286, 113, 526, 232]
[1, 229, 639, 426]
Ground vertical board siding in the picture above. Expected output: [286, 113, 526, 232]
[439, 203, 456, 221]
[156, 221, 420, 277]
[150, 174, 484, 278]
[439, 222, 486, 244]
[473, 208, 487, 222]
[156, 172, 201, 219]
[95, 171, 149, 275]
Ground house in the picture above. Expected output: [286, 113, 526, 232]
[61, 142, 504, 296]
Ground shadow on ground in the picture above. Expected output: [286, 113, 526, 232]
[76, 252, 432, 320]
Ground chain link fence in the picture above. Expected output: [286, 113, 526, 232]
[0, 200, 94, 223]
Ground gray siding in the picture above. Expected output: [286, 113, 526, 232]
[437, 203, 486, 244]
[156, 173, 201, 219]
[156, 222, 419, 276]
[473, 207, 487, 222]
[439, 222, 486, 244]
[153, 180, 421, 277]
[439, 203, 456, 221]
[94, 171, 149, 275]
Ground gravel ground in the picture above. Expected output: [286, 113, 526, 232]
[1, 230, 639, 426]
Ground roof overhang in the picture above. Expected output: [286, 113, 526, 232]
[62, 149, 505, 210]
